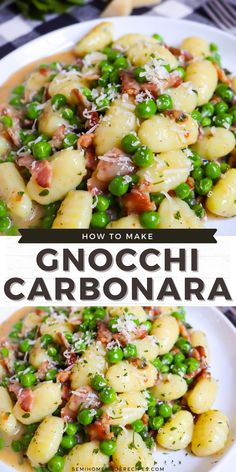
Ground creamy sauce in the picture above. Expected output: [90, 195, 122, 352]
[0, 50, 76, 102]
[0, 307, 34, 472]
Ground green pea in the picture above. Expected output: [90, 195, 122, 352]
[133, 145, 154, 168]
[20, 372, 36, 388]
[90, 211, 110, 228]
[139, 211, 160, 229]
[62, 107, 74, 121]
[191, 167, 204, 181]
[171, 363, 187, 376]
[176, 66, 185, 79]
[110, 425, 122, 437]
[45, 369, 57, 381]
[173, 352, 185, 364]
[132, 419, 144, 433]
[94, 307, 106, 319]
[134, 67, 146, 83]
[98, 73, 110, 87]
[106, 347, 124, 364]
[121, 133, 141, 154]
[11, 439, 22, 452]
[9, 96, 22, 107]
[48, 455, 65, 472]
[114, 57, 129, 70]
[0, 115, 13, 128]
[78, 408, 95, 425]
[149, 415, 164, 430]
[191, 109, 202, 122]
[146, 391, 156, 407]
[210, 42, 218, 52]
[108, 176, 129, 196]
[60, 435, 76, 449]
[0, 347, 9, 358]
[22, 433, 33, 449]
[103, 47, 122, 62]
[214, 113, 233, 128]
[139, 426, 149, 440]
[201, 102, 215, 117]
[161, 353, 174, 365]
[110, 70, 120, 84]
[26, 101, 41, 120]
[189, 151, 202, 168]
[195, 177, 213, 195]
[95, 96, 110, 109]
[73, 340, 86, 352]
[63, 133, 77, 148]
[0, 201, 8, 218]
[96, 195, 110, 212]
[171, 309, 186, 322]
[0, 216, 11, 232]
[152, 33, 163, 42]
[91, 374, 107, 392]
[100, 439, 117, 456]
[175, 183, 191, 200]
[136, 99, 157, 119]
[216, 84, 234, 102]
[201, 116, 212, 127]
[176, 337, 191, 354]
[160, 364, 169, 374]
[158, 403, 172, 418]
[19, 340, 31, 353]
[12, 84, 25, 96]
[142, 320, 152, 333]
[150, 192, 165, 206]
[99, 386, 117, 404]
[186, 357, 200, 373]
[144, 437, 155, 449]
[156, 94, 173, 111]
[101, 63, 113, 75]
[220, 162, 230, 173]
[192, 203, 205, 219]
[215, 101, 228, 115]
[33, 141, 52, 159]
[47, 346, 58, 358]
[108, 318, 118, 333]
[152, 357, 162, 370]
[123, 343, 137, 359]
[205, 161, 221, 179]
[147, 405, 157, 418]
[51, 93, 67, 109]
[81, 87, 92, 101]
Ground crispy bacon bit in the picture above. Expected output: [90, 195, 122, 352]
[77, 134, 97, 171]
[85, 111, 99, 130]
[141, 413, 149, 425]
[16, 154, 34, 169]
[78, 134, 95, 149]
[135, 327, 148, 340]
[186, 176, 195, 190]
[18, 388, 33, 412]
[177, 319, 191, 342]
[32, 160, 53, 188]
[214, 63, 232, 86]
[129, 358, 147, 369]
[122, 186, 155, 215]
[62, 384, 71, 401]
[9, 381, 22, 396]
[66, 352, 77, 367]
[87, 415, 113, 441]
[57, 370, 71, 383]
[50, 124, 66, 149]
[56, 332, 70, 349]
[61, 386, 98, 421]
[168, 47, 193, 64]
[39, 67, 49, 76]
[71, 88, 91, 120]
[119, 70, 141, 97]
[37, 361, 49, 380]
[96, 321, 113, 345]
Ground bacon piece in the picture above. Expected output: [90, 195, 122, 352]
[37, 361, 49, 380]
[214, 63, 232, 86]
[66, 352, 77, 367]
[18, 388, 33, 412]
[50, 124, 66, 149]
[119, 70, 141, 97]
[78, 134, 95, 149]
[57, 370, 71, 383]
[122, 186, 155, 215]
[17, 154, 34, 169]
[186, 176, 195, 190]
[71, 88, 91, 120]
[96, 321, 113, 345]
[9, 381, 22, 396]
[31, 160, 53, 188]
[56, 332, 70, 349]
[168, 47, 193, 64]
[62, 384, 71, 401]
[85, 111, 99, 131]
[61, 386, 99, 421]
[87, 415, 113, 441]
[77, 134, 98, 171]
[141, 413, 149, 426]
[177, 319, 191, 342]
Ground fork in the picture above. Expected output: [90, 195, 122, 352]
[203, 0, 236, 33]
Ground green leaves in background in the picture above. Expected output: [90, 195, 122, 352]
[2, 0, 86, 20]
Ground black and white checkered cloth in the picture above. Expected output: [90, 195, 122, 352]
[0, 0, 235, 59]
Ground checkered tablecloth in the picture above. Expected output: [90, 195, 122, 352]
[0, 0, 235, 59]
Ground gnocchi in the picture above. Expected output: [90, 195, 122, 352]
[191, 410, 229, 456]
[27, 416, 64, 465]
[157, 410, 194, 450]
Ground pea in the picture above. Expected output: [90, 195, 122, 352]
[110, 70, 120, 84]
[103, 47, 121, 62]
[74, 340, 86, 352]
[134, 67, 146, 83]
[94, 307, 106, 319]
[99, 386, 117, 404]
[82, 87, 92, 101]
[114, 57, 129, 70]
[220, 162, 230, 173]
[201, 103, 215, 117]
[62, 107, 74, 121]
[63, 133, 77, 148]
[195, 177, 213, 195]
[139, 211, 160, 229]
[45, 369, 57, 381]
[0, 347, 9, 358]
[161, 353, 174, 365]
[0, 201, 7, 218]
[19, 340, 31, 353]
[186, 357, 200, 373]
[139, 426, 149, 440]
[108, 318, 118, 333]
[156, 94, 173, 111]
[160, 364, 169, 374]
[78, 408, 95, 425]
[158, 403, 172, 418]
[122, 133, 141, 154]
[22, 433, 33, 449]
[136, 99, 157, 119]
[95, 97, 110, 109]
[201, 116, 211, 127]
[150, 192, 165, 206]
[171, 363, 187, 376]
[33, 141, 52, 159]
[48, 455, 65, 472]
[132, 419, 144, 433]
[176, 66, 185, 79]
[173, 352, 185, 364]
[12, 84, 25, 96]
[106, 347, 124, 364]
[98, 74, 110, 87]
[123, 343, 137, 359]
[26, 101, 41, 120]
[110, 425, 122, 436]
[41, 334, 53, 346]
[0, 115, 13, 128]
[100, 439, 117, 456]
[192, 203, 205, 218]
[205, 161, 221, 179]
[51, 93, 66, 109]
[11, 439, 22, 452]
[9, 96, 22, 107]
[216, 84, 234, 102]
[91, 374, 107, 392]
[96, 195, 110, 212]
[148, 405, 157, 417]
[133, 145, 154, 168]
[175, 183, 191, 200]
[90, 211, 110, 228]
[176, 337, 191, 354]
[191, 109, 202, 122]
[214, 113, 233, 128]
[191, 167, 203, 181]
[60, 435, 76, 449]
[20, 372, 36, 388]
[149, 415, 164, 430]
[152, 357, 162, 370]
[101, 63, 113, 75]
[189, 151, 202, 168]
[142, 320, 152, 333]
[0, 216, 11, 232]
[152, 33, 163, 42]
[144, 437, 155, 450]
[210, 42, 218, 52]
[215, 101, 228, 115]
[108, 176, 129, 196]
[171, 309, 186, 321]
[47, 346, 58, 358]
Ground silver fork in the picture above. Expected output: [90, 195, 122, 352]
[203, 0, 236, 33]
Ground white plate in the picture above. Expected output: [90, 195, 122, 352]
[0, 16, 236, 234]
[0, 306, 236, 472]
